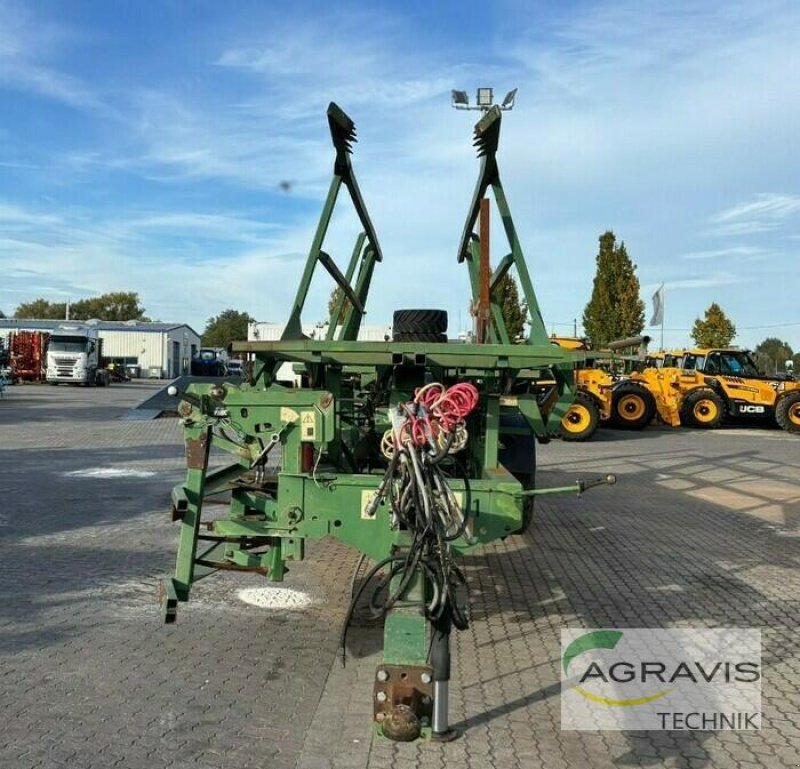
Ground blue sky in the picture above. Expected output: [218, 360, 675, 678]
[1, 0, 798, 350]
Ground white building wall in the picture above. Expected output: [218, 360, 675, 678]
[99, 326, 200, 377]
[100, 330, 166, 370]
[247, 321, 392, 342]
[164, 327, 201, 378]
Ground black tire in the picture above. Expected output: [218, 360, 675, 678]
[499, 410, 537, 535]
[392, 332, 448, 343]
[514, 471, 535, 534]
[559, 392, 600, 442]
[611, 382, 657, 430]
[680, 388, 725, 428]
[776, 391, 800, 434]
[392, 309, 447, 335]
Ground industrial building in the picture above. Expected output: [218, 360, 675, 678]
[248, 321, 392, 342]
[246, 321, 393, 385]
[0, 319, 201, 378]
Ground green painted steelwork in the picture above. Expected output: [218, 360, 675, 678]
[161, 101, 592, 739]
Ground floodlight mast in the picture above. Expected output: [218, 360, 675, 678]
[451, 87, 517, 112]
[452, 87, 523, 344]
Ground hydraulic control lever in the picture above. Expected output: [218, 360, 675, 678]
[167, 384, 229, 420]
[166, 384, 201, 409]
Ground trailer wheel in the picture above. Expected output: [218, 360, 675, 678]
[559, 392, 600, 442]
[499, 409, 537, 534]
[515, 471, 535, 534]
[681, 388, 725, 428]
[776, 391, 800, 434]
[611, 383, 657, 430]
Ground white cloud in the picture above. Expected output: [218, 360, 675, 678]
[0, 204, 63, 228]
[0, 4, 100, 109]
[680, 246, 768, 260]
[665, 273, 745, 290]
[0, 200, 313, 322]
[2, 0, 799, 350]
[708, 193, 800, 236]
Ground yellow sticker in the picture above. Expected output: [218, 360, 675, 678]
[300, 410, 316, 441]
[280, 407, 299, 423]
[361, 490, 379, 520]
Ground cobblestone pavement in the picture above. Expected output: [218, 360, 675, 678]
[1, 384, 799, 769]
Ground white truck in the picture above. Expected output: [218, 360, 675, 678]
[46, 325, 110, 386]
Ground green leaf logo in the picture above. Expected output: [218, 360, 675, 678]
[563, 631, 673, 707]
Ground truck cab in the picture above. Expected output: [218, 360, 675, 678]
[46, 325, 108, 386]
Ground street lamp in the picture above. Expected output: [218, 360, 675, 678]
[451, 87, 517, 112]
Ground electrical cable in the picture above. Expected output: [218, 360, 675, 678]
[339, 382, 479, 663]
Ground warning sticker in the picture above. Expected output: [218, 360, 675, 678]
[280, 407, 299, 424]
[300, 410, 316, 441]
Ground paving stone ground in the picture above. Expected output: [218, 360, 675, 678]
[1, 383, 799, 769]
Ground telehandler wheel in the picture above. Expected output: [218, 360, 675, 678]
[611, 383, 657, 430]
[681, 388, 725, 428]
[775, 391, 800, 434]
[559, 392, 600, 442]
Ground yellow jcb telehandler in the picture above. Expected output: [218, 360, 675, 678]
[547, 335, 662, 441]
[651, 347, 800, 433]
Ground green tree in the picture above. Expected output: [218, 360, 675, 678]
[15, 298, 67, 319]
[582, 231, 645, 347]
[497, 273, 526, 340]
[328, 286, 352, 326]
[753, 337, 794, 374]
[202, 309, 254, 348]
[14, 292, 148, 321]
[70, 292, 148, 321]
[0, 309, 5, 319]
[691, 302, 736, 347]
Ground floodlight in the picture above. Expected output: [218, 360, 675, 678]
[452, 86, 518, 112]
[476, 87, 493, 107]
[451, 89, 469, 108]
[501, 88, 517, 110]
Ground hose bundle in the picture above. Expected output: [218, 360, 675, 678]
[380, 382, 479, 459]
[342, 383, 479, 660]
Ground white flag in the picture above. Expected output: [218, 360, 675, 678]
[650, 284, 664, 326]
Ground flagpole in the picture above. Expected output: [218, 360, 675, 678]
[661, 287, 665, 351]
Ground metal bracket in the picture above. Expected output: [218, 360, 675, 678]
[374, 664, 434, 741]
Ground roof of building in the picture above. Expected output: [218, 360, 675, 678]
[0, 318, 201, 337]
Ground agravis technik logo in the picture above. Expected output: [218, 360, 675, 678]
[560, 628, 761, 730]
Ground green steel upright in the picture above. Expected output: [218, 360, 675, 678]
[160, 102, 601, 742]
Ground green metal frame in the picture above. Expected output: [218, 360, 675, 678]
[283, 103, 382, 342]
[457, 105, 577, 429]
[162, 102, 585, 738]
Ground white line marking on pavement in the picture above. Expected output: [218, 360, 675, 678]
[64, 467, 157, 478]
